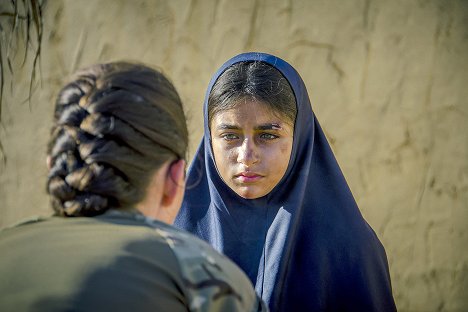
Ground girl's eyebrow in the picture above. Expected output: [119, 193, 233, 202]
[216, 124, 240, 130]
[255, 123, 282, 130]
[216, 123, 282, 130]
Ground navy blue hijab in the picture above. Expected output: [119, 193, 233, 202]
[175, 52, 396, 311]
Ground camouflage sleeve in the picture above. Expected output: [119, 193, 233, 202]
[154, 225, 268, 312]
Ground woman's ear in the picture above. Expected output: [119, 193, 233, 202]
[161, 159, 186, 208]
[137, 159, 186, 224]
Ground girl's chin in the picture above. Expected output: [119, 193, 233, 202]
[232, 186, 268, 200]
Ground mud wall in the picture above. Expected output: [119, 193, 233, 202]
[1, 0, 467, 311]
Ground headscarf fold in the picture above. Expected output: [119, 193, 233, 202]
[175, 52, 396, 311]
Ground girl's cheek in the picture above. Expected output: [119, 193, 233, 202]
[227, 149, 237, 162]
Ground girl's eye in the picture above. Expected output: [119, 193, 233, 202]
[260, 133, 279, 140]
[221, 133, 239, 141]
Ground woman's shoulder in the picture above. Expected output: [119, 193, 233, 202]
[1, 215, 52, 231]
[142, 217, 265, 311]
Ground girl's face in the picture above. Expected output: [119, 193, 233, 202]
[210, 100, 294, 199]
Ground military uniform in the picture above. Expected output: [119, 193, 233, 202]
[0, 209, 267, 312]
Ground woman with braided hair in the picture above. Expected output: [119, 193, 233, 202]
[0, 62, 266, 312]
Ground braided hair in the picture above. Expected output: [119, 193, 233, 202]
[46, 62, 188, 217]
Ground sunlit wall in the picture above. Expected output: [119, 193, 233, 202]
[1, 1, 467, 310]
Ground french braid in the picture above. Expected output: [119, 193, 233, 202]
[47, 62, 188, 217]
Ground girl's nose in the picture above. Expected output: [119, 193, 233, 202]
[237, 138, 259, 166]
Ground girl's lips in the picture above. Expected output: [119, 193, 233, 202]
[235, 172, 263, 183]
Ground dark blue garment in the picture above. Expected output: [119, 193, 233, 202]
[175, 52, 397, 311]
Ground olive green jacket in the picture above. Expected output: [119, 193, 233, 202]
[0, 209, 267, 312]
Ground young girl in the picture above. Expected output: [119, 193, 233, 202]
[176, 52, 397, 311]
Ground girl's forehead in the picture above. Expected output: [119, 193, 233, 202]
[213, 100, 289, 123]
